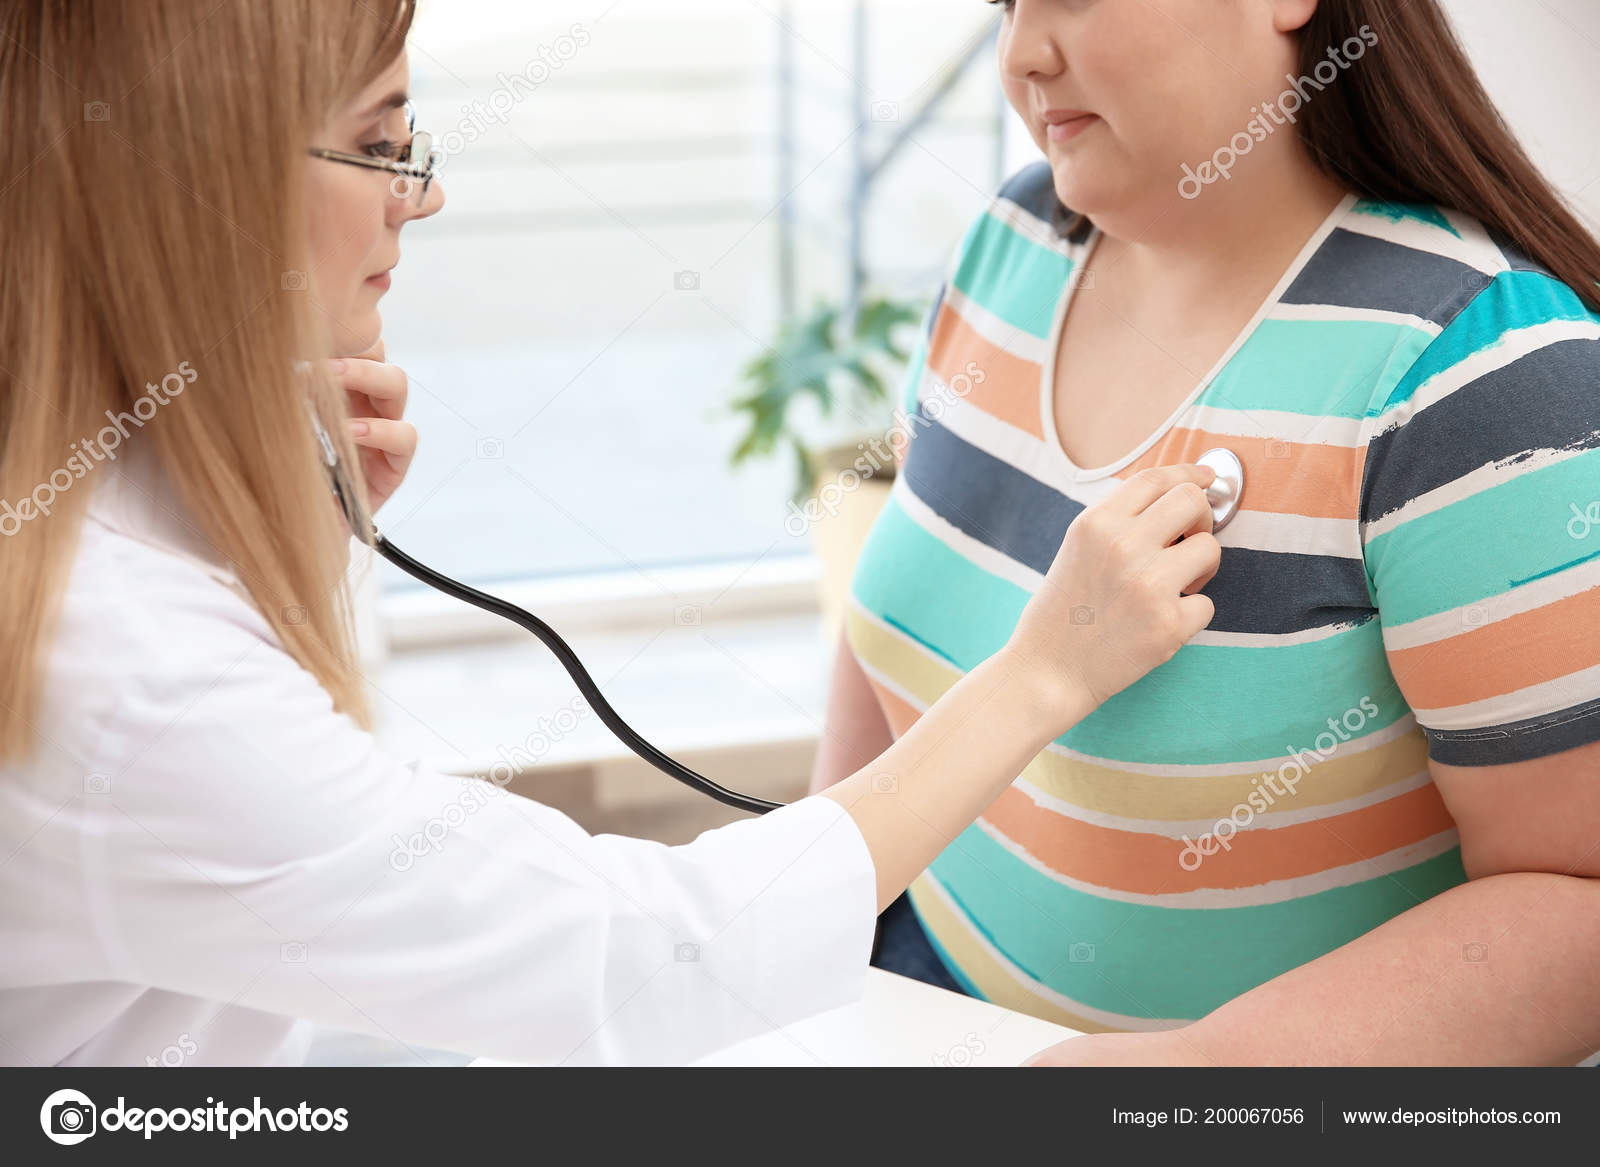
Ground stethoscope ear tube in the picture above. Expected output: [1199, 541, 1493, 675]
[371, 531, 784, 817]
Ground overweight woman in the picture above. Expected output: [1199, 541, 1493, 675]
[0, 2, 1226, 1066]
[811, 0, 1600, 1065]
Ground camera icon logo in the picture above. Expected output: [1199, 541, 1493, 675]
[870, 100, 899, 122]
[281, 605, 307, 626]
[1461, 605, 1488, 628]
[477, 436, 504, 460]
[870, 773, 898, 794]
[1265, 438, 1291, 461]
[673, 270, 700, 291]
[280, 941, 308, 963]
[1068, 941, 1096, 963]
[674, 604, 702, 627]
[1069, 604, 1095, 626]
[1462, 942, 1488, 962]
[674, 942, 700, 962]
[281, 270, 308, 292]
[40, 1089, 97, 1146]
[83, 102, 111, 122]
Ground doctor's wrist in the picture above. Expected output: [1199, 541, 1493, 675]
[988, 643, 1098, 742]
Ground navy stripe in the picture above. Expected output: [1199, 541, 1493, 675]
[1425, 693, 1600, 766]
[996, 161, 1061, 227]
[901, 407, 1375, 636]
[1485, 225, 1552, 277]
[1280, 228, 1479, 327]
[1361, 338, 1600, 523]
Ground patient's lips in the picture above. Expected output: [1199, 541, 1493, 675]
[1042, 107, 1099, 143]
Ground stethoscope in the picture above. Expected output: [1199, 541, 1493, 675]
[317, 415, 1245, 818]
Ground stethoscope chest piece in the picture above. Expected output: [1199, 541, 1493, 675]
[1195, 447, 1244, 533]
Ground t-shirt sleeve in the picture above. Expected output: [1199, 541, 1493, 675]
[1359, 268, 1600, 766]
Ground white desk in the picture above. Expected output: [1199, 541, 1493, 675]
[461, 970, 1082, 1068]
[688, 968, 1081, 1067]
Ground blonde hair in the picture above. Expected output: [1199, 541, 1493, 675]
[0, 0, 415, 761]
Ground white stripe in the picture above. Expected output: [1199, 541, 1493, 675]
[1381, 555, 1600, 650]
[933, 379, 1087, 492]
[1269, 300, 1445, 339]
[1341, 204, 1508, 275]
[976, 816, 1462, 909]
[989, 195, 1076, 258]
[1188, 621, 1367, 650]
[1363, 442, 1594, 540]
[1185, 402, 1369, 447]
[1411, 659, 1600, 732]
[1210, 507, 1361, 558]
[916, 870, 1188, 1032]
[938, 284, 1050, 366]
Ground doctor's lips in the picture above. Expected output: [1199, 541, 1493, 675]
[1041, 108, 1099, 143]
[365, 262, 397, 290]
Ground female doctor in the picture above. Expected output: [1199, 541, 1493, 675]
[0, 0, 1221, 1066]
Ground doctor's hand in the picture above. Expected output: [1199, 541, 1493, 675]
[1005, 463, 1221, 725]
[334, 338, 417, 515]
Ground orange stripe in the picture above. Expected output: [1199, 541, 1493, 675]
[982, 780, 1453, 894]
[925, 302, 1044, 440]
[1387, 584, 1600, 709]
[866, 675, 925, 739]
[1118, 427, 1365, 520]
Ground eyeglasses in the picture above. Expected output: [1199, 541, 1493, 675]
[307, 100, 438, 205]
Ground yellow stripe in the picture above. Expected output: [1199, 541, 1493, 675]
[848, 603, 1432, 821]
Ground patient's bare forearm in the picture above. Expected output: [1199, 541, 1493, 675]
[818, 647, 1088, 912]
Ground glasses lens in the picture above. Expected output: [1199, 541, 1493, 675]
[405, 130, 433, 170]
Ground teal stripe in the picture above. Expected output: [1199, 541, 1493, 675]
[928, 825, 1466, 1019]
[949, 211, 1076, 340]
[1203, 318, 1434, 418]
[851, 494, 1415, 764]
[1382, 270, 1596, 411]
[1365, 448, 1600, 622]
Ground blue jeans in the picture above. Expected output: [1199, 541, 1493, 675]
[870, 892, 968, 995]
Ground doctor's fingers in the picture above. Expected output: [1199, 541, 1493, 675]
[1099, 463, 1216, 522]
[336, 356, 408, 421]
[1133, 479, 1214, 546]
[1153, 528, 1222, 597]
[348, 416, 418, 466]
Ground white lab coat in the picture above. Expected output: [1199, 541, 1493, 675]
[0, 442, 877, 1066]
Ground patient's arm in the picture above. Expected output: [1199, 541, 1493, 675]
[807, 629, 894, 796]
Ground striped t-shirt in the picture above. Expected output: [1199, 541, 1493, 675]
[846, 162, 1600, 1032]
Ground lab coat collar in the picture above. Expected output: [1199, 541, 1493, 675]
[84, 437, 241, 588]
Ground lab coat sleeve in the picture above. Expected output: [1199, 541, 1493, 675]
[67, 557, 879, 1066]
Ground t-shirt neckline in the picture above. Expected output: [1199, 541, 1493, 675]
[1037, 191, 1360, 483]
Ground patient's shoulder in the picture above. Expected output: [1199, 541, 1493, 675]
[995, 160, 1063, 224]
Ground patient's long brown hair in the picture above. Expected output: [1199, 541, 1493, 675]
[0, 1, 414, 761]
[1299, 0, 1600, 313]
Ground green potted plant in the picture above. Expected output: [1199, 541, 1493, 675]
[729, 296, 925, 646]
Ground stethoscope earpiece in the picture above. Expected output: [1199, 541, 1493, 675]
[1195, 447, 1244, 533]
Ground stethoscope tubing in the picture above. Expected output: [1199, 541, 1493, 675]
[372, 530, 784, 816]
